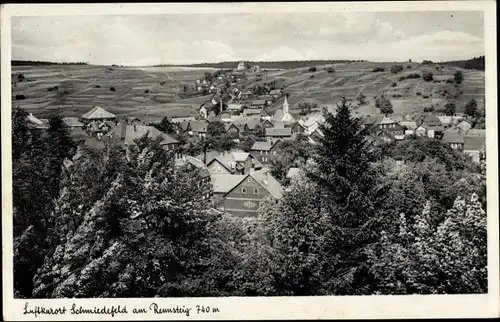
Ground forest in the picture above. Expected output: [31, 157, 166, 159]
[440, 56, 485, 71]
[151, 60, 365, 69]
[11, 60, 88, 66]
[12, 99, 487, 298]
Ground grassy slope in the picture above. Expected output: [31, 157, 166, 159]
[11, 62, 484, 120]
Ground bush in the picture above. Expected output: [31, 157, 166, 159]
[391, 82, 397, 87]
[399, 76, 407, 81]
[308, 66, 317, 72]
[406, 73, 421, 79]
[110, 87, 116, 92]
[416, 92, 422, 96]
[94, 85, 101, 88]
[423, 107, 435, 112]
[391, 65, 404, 74]
[422, 60, 433, 64]
[326, 67, 335, 73]
[17, 73, 25, 82]
[160, 81, 166, 85]
[145, 89, 149, 94]
[422, 95, 430, 98]
[454, 71, 463, 84]
[15, 94, 26, 100]
[407, 65, 412, 69]
[310, 75, 315, 78]
[393, 94, 402, 98]
[47, 87, 54, 92]
[423, 72, 434, 81]
[372, 67, 385, 72]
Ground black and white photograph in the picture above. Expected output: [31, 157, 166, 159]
[2, 1, 499, 320]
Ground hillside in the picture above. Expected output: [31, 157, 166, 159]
[11, 61, 485, 120]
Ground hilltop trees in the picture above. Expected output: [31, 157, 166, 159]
[445, 101, 457, 116]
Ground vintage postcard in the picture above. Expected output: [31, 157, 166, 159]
[1, 1, 499, 320]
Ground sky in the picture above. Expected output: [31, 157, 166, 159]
[11, 11, 484, 66]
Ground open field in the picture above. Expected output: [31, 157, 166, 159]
[11, 62, 484, 120]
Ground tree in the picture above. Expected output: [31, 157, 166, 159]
[152, 117, 175, 134]
[32, 136, 227, 298]
[376, 96, 393, 115]
[465, 99, 478, 117]
[454, 71, 463, 84]
[239, 135, 257, 152]
[366, 193, 486, 294]
[207, 120, 226, 137]
[304, 97, 382, 294]
[422, 72, 433, 82]
[390, 65, 404, 74]
[357, 93, 367, 105]
[298, 102, 317, 115]
[444, 101, 456, 116]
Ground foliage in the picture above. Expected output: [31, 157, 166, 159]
[422, 72, 433, 81]
[372, 67, 385, 72]
[239, 135, 257, 152]
[326, 67, 335, 73]
[444, 101, 456, 116]
[454, 71, 464, 84]
[366, 194, 487, 294]
[390, 65, 404, 74]
[465, 99, 478, 117]
[298, 101, 318, 115]
[376, 96, 394, 115]
[308, 67, 317, 72]
[441, 56, 484, 71]
[269, 135, 313, 185]
[151, 117, 175, 134]
[422, 60, 433, 64]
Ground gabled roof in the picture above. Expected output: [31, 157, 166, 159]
[26, 113, 49, 129]
[421, 113, 442, 126]
[242, 90, 253, 95]
[441, 130, 464, 144]
[399, 120, 417, 129]
[227, 104, 242, 110]
[380, 116, 397, 125]
[251, 141, 273, 151]
[123, 125, 179, 146]
[265, 127, 292, 137]
[225, 123, 239, 131]
[245, 118, 261, 130]
[212, 174, 246, 194]
[176, 156, 210, 177]
[62, 117, 85, 128]
[244, 108, 261, 115]
[252, 100, 266, 105]
[273, 109, 284, 122]
[190, 121, 208, 132]
[248, 170, 283, 199]
[232, 152, 250, 162]
[82, 106, 116, 120]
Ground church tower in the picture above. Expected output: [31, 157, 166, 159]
[283, 95, 289, 115]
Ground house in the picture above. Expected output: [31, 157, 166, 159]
[415, 125, 430, 138]
[227, 104, 243, 112]
[286, 121, 306, 135]
[86, 120, 115, 139]
[26, 113, 49, 130]
[221, 170, 283, 217]
[62, 117, 85, 129]
[236, 61, 246, 71]
[106, 123, 180, 151]
[241, 90, 253, 100]
[189, 121, 208, 138]
[220, 112, 232, 122]
[361, 115, 384, 133]
[441, 129, 464, 150]
[309, 128, 324, 144]
[457, 120, 473, 132]
[299, 118, 320, 135]
[399, 120, 418, 131]
[375, 130, 394, 143]
[428, 125, 445, 139]
[377, 116, 404, 134]
[259, 95, 274, 105]
[463, 129, 486, 163]
[243, 108, 262, 117]
[260, 108, 272, 121]
[211, 174, 247, 201]
[251, 100, 267, 108]
[176, 121, 192, 134]
[81, 106, 116, 123]
[269, 89, 283, 99]
[207, 152, 262, 175]
[416, 113, 442, 128]
[265, 127, 292, 145]
[225, 123, 240, 136]
[250, 140, 281, 165]
[261, 119, 274, 130]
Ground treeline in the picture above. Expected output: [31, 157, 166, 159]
[153, 60, 366, 70]
[12, 60, 88, 66]
[440, 56, 485, 71]
[12, 99, 486, 298]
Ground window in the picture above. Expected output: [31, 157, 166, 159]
[273, 151, 276, 155]
[212, 166, 216, 171]
[265, 151, 268, 155]
[254, 188, 259, 195]
[217, 166, 221, 171]
[247, 177, 252, 183]
[241, 188, 247, 194]
[260, 151, 262, 155]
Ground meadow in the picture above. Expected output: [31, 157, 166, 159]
[11, 61, 485, 120]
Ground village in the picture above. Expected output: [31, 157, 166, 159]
[23, 61, 486, 217]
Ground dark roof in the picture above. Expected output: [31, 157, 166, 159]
[463, 136, 485, 151]
[190, 121, 208, 132]
[250, 141, 273, 151]
[441, 130, 464, 144]
[421, 114, 442, 127]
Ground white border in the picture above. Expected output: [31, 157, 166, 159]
[1, 2, 498, 320]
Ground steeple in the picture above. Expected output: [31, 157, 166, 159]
[283, 95, 289, 114]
